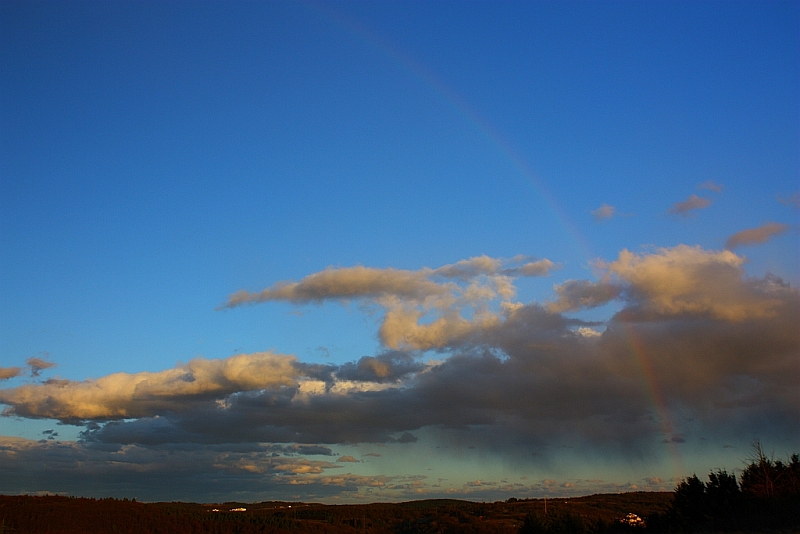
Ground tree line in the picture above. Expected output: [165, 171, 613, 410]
[519, 441, 800, 533]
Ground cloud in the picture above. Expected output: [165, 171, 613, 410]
[431, 255, 504, 279]
[222, 266, 446, 308]
[395, 432, 418, 444]
[501, 259, 557, 277]
[604, 245, 787, 321]
[222, 256, 558, 352]
[591, 204, 616, 221]
[0, 352, 299, 420]
[0, 367, 23, 380]
[26, 357, 56, 377]
[1, 248, 798, 501]
[335, 352, 425, 383]
[548, 279, 623, 313]
[777, 191, 799, 209]
[698, 181, 723, 193]
[337, 455, 360, 463]
[725, 222, 790, 250]
[550, 245, 788, 321]
[0, 437, 385, 502]
[668, 194, 711, 216]
[221, 256, 557, 310]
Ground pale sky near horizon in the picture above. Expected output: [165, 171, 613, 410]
[1, 0, 798, 503]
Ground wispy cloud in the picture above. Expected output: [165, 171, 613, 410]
[698, 180, 724, 193]
[221, 255, 557, 310]
[26, 357, 56, 378]
[777, 191, 799, 209]
[668, 194, 712, 216]
[591, 204, 616, 221]
[725, 222, 790, 250]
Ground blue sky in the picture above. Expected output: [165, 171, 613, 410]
[1, 0, 798, 503]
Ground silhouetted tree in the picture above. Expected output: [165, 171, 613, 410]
[652, 443, 800, 532]
[671, 474, 707, 527]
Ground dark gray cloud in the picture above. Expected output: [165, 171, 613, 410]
[3, 436, 634, 502]
[0, 437, 362, 502]
[548, 279, 623, 312]
[6, 249, 798, 457]
[2, 247, 798, 501]
[335, 352, 424, 383]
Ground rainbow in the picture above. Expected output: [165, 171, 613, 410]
[307, 0, 683, 481]
[618, 318, 684, 482]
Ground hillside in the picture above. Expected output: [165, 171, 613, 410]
[0, 492, 672, 533]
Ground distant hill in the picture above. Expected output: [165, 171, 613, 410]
[0, 492, 672, 533]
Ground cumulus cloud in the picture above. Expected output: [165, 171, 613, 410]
[725, 222, 790, 250]
[0, 352, 299, 420]
[604, 245, 787, 321]
[668, 194, 711, 216]
[591, 204, 616, 221]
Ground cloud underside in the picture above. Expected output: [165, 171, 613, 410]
[0, 248, 798, 499]
[0, 436, 669, 502]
